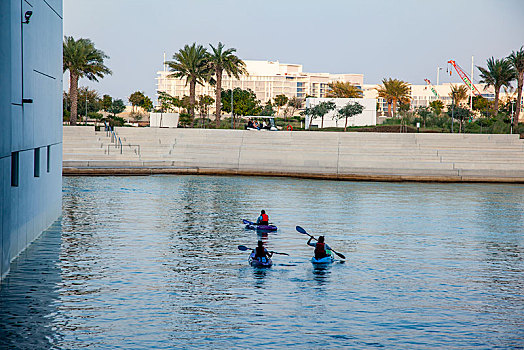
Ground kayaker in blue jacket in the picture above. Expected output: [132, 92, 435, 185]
[256, 210, 269, 225]
[307, 236, 331, 260]
[254, 240, 273, 260]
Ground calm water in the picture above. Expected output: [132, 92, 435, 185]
[1, 176, 524, 349]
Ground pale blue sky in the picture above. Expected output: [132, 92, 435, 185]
[64, 0, 524, 102]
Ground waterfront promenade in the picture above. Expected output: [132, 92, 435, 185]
[62, 126, 524, 182]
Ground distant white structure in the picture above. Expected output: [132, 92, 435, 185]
[0, 0, 63, 280]
[150, 113, 179, 128]
[157, 60, 363, 108]
[305, 98, 377, 129]
[363, 82, 522, 118]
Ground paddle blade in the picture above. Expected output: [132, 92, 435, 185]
[243, 219, 253, 225]
[334, 251, 346, 259]
[271, 251, 289, 256]
[296, 226, 308, 234]
[238, 245, 250, 251]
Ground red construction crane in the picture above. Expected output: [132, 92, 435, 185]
[447, 60, 482, 96]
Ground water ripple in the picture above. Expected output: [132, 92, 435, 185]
[1, 176, 523, 349]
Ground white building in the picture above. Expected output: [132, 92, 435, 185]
[157, 60, 363, 108]
[0, 0, 63, 280]
[305, 98, 377, 129]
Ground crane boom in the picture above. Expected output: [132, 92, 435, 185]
[424, 78, 439, 98]
[447, 60, 482, 96]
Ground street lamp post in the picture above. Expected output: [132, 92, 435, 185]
[451, 93, 455, 133]
[85, 93, 88, 125]
[511, 100, 515, 134]
[231, 88, 234, 129]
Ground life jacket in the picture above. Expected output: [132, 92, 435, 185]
[261, 213, 269, 223]
[314, 242, 328, 259]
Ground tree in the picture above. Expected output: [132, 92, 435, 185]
[313, 101, 336, 128]
[140, 96, 153, 112]
[287, 96, 304, 118]
[429, 100, 444, 115]
[106, 99, 125, 127]
[63, 36, 111, 125]
[157, 91, 172, 113]
[101, 94, 112, 112]
[508, 46, 524, 128]
[259, 100, 275, 116]
[472, 95, 492, 117]
[221, 88, 261, 127]
[197, 95, 215, 128]
[337, 101, 364, 131]
[77, 87, 101, 122]
[448, 106, 471, 133]
[274, 94, 289, 117]
[208, 42, 247, 128]
[107, 99, 125, 117]
[375, 78, 411, 118]
[477, 57, 516, 114]
[64, 87, 101, 123]
[326, 81, 363, 98]
[129, 91, 146, 112]
[416, 106, 431, 128]
[166, 43, 211, 124]
[449, 85, 469, 106]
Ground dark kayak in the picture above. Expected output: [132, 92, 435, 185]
[243, 219, 277, 232]
[249, 252, 273, 267]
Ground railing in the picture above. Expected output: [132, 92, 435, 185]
[103, 122, 141, 156]
[107, 143, 140, 156]
[104, 121, 123, 154]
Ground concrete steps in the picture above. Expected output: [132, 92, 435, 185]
[62, 127, 524, 182]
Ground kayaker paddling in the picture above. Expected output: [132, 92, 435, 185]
[296, 226, 346, 261]
[257, 210, 269, 225]
[307, 236, 331, 260]
[254, 240, 273, 261]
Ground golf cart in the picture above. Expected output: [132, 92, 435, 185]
[245, 116, 279, 131]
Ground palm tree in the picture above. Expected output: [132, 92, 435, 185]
[63, 36, 111, 125]
[477, 57, 516, 114]
[326, 81, 363, 98]
[508, 47, 524, 127]
[274, 94, 289, 117]
[166, 43, 211, 123]
[375, 78, 411, 117]
[207, 42, 247, 128]
[449, 84, 469, 106]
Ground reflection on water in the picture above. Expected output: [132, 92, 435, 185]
[311, 264, 331, 286]
[1, 176, 523, 349]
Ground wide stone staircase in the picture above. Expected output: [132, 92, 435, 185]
[63, 126, 524, 182]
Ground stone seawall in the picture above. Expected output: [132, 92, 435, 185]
[62, 127, 524, 183]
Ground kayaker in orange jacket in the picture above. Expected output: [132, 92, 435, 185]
[307, 236, 331, 260]
[256, 210, 269, 225]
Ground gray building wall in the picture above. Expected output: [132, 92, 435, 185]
[0, 0, 63, 280]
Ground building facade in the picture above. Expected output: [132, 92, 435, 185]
[363, 83, 522, 118]
[157, 60, 364, 107]
[0, 0, 63, 280]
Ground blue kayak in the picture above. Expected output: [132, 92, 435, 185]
[243, 219, 277, 232]
[311, 250, 335, 264]
[249, 252, 273, 267]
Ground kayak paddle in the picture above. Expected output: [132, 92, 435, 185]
[237, 245, 289, 256]
[295, 226, 346, 259]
